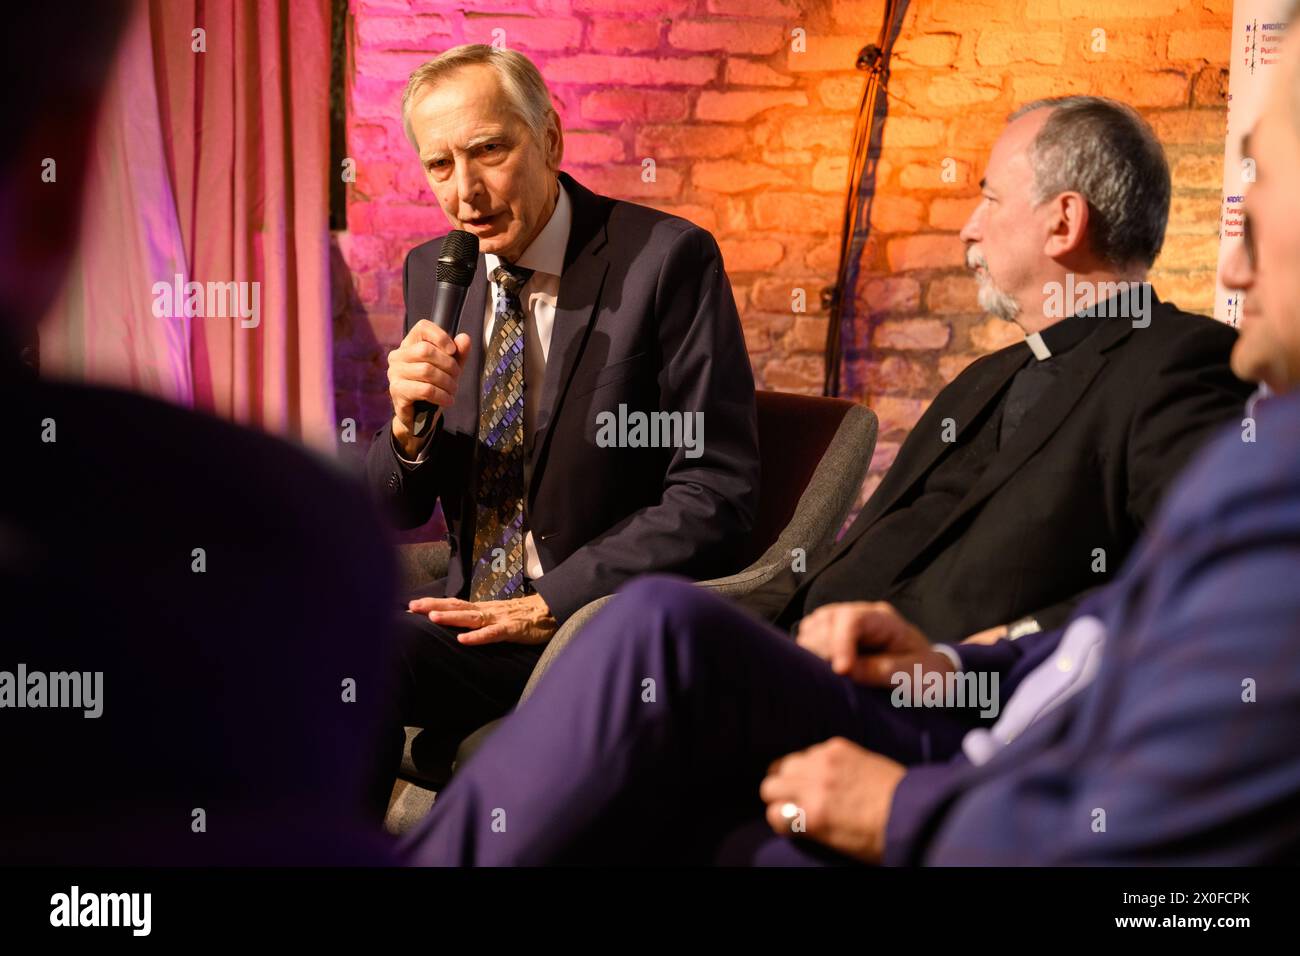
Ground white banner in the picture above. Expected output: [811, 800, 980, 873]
[1215, 1, 1293, 324]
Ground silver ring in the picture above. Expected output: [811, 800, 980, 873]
[780, 802, 802, 834]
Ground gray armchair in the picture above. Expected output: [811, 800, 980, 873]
[386, 391, 878, 833]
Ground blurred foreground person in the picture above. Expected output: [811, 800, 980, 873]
[0, 2, 397, 864]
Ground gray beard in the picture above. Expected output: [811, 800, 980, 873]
[977, 279, 1022, 323]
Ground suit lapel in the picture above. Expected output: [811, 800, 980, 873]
[527, 172, 611, 500]
[901, 317, 1134, 569]
[839, 344, 1031, 553]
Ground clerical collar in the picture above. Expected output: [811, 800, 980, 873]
[1023, 290, 1151, 361]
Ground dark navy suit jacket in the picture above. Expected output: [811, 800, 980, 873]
[367, 172, 759, 622]
[886, 387, 1300, 864]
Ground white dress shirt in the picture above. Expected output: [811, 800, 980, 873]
[397, 179, 573, 583]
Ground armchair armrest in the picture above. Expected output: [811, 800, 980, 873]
[397, 540, 451, 593]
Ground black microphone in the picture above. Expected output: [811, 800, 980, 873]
[411, 229, 479, 439]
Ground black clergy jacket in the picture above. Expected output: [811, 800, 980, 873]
[747, 293, 1253, 644]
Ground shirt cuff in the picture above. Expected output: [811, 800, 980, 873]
[931, 643, 962, 671]
[391, 421, 437, 469]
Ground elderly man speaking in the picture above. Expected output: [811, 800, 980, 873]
[365, 45, 759, 807]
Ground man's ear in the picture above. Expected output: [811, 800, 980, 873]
[546, 111, 564, 170]
[1042, 191, 1090, 260]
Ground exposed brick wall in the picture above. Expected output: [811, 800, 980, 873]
[336, 0, 1232, 509]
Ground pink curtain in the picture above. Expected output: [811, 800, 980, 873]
[43, 0, 337, 450]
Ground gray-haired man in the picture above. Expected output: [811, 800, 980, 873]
[364, 45, 760, 807]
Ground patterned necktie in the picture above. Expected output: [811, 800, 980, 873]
[469, 261, 534, 602]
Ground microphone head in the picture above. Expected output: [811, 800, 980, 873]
[436, 230, 479, 286]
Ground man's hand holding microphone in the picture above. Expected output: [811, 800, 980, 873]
[387, 321, 471, 460]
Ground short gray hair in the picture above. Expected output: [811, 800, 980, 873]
[1009, 96, 1170, 269]
[401, 44, 556, 150]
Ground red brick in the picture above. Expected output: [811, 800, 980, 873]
[871, 396, 928, 436]
[926, 275, 980, 314]
[928, 75, 1003, 108]
[929, 196, 977, 230]
[717, 196, 749, 231]
[804, 238, 841, 271]
[356, 14, 451, 52]
[1010, 73, 1086, 104]
[462, 16, 583, 51]
[946, 115, 1004, 149]
[877, 195, 930, 233]
[720, 238, 785, 272]
[927, 0, 1016, 23]
[351, 75, 408, 122]
[752, 278, 827, 312]
[1028, 0, 1183, 16]
[588, 18, 662, 53]
[581, 89, 689, 122]
[1171, 152, 1224, 191]
[787, 35, 864, 73]
[812, 156, 849, 193]
[1168, 29, 1229, 62]
[360, 202, 446, 237]
[970, 317, 1023, 352]
[894, 33, 960, 68]
[545, 54, 717, 86]
[1150, 270, 1216, 315]
[635, 124, 748, 160]
[1148, 110, 1226, 145]
[1154, 234, 1219, 271]
[881, 116, 946, 148]
[939, 353, 981, 383]
[573, 0, 689, 13]
[569, 164, 683, 200]
[872, 319, 951, 351]
[563, 131, 625, 164]
[782, 115, 854, 149]
[695, 90, 809, 122]
[712, 0, 800, 15]
[901, 159, 972, 190]
[854, 356, 932, 394]
[975, 32, 1064, 67]
[831, 0, 889, 29]
[693, 160, 793, 194]
[726, 58, 796, 87]
[886, 234, 965, 271]
[669, 19, 786, 55]
[1109, 70, 1191, 109]
[1193, 66, 1229, 107]
[649, 203, 720, 233]
[858, 276, 922, 314]
[761, 354, 825, 393]
[784, 316, 831, 352]
[1166, 194, 1222, 235]
[753, 192, 842, 233]
[1079, 31, 1159, 64]
[818, 76, 863, 110]
[762, 149, 815, 166]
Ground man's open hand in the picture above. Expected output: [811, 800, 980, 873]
[760, 737, 906, 864]
[407, 592, 557, 646]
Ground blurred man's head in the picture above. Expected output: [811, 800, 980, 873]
[1223, 25, 1300, 392]
[0, 1, 131, 361]
[960, 96, 1170, 333]
[402, 45, 564, 263]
